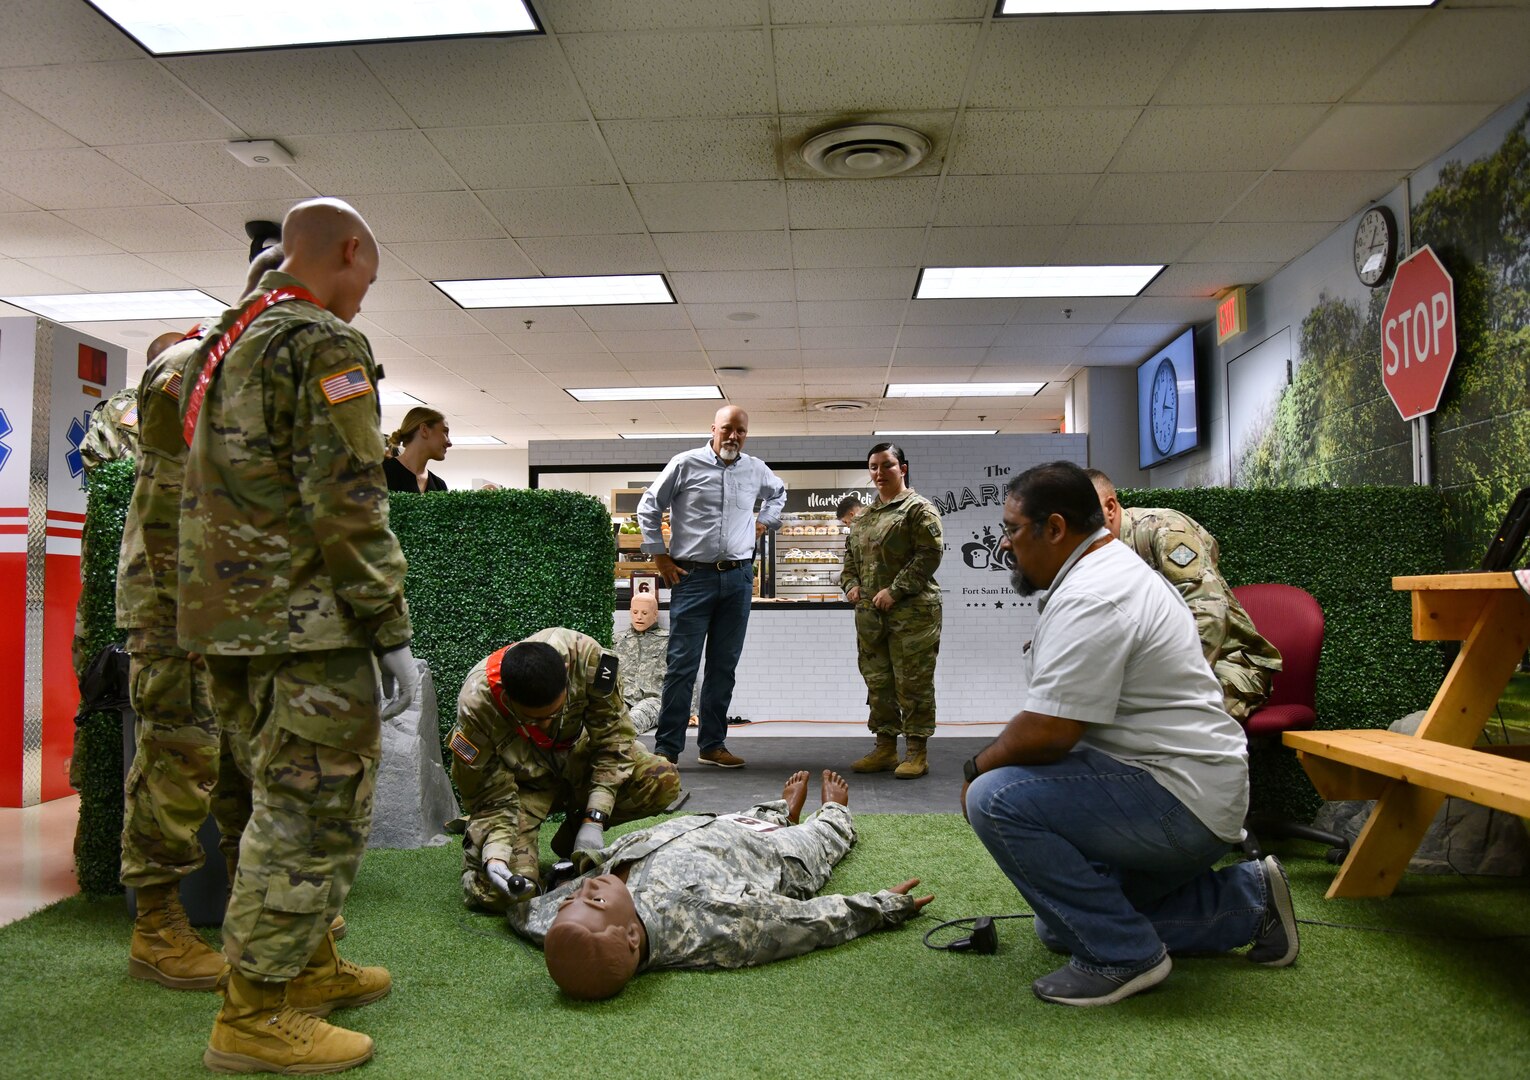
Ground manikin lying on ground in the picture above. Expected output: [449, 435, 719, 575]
[502, 770, 934, 998]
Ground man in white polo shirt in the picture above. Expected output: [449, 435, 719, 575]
[961, 461, 1298, 1008]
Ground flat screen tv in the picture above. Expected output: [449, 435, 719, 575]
[1136, 327, 1200, 470]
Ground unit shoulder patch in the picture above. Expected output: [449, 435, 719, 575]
[593, 651, 619, 694]
[449, 728, 480, 765]
[318, 365, 374, 406]
[1167, 542, 1198, 568]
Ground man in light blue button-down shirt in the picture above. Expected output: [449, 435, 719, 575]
[636, 406, 786, 768]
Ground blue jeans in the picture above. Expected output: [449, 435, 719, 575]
[654, 564, 752, 757]
[967, 746, 1266, 976]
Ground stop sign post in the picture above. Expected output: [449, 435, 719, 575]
[1380, 245, 1457, 422]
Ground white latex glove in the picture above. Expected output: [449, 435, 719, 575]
[485, 859, 537, 901]
[378, 645, 419, 707]
[573, 821, 606, 852]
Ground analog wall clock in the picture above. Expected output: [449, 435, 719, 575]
[1353, 205, 1398, 288]
[1151, 357, 1178, 456]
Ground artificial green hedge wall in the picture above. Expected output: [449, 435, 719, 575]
[73, 478, 614, 894]
[1117, 484, 1448, 820]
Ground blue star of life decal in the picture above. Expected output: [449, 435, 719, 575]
[0, 408, 12, 474]
[66, 409, 91, 489]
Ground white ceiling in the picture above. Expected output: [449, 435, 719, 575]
[1, 0, 1527, 445]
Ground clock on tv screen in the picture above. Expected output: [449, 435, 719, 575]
[1136, 328, 1200, 470]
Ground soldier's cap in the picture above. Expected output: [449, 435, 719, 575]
[544, 919, 640, 1000]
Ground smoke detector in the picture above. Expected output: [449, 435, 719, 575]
[799, 124, 931, 179]
[814, 399, 869, 413]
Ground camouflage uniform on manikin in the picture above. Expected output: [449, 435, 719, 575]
[72, 388, 142, 683]
[840, 490, 944, 738]
[507, 799, 921, 969]
[611, 623, 668, 733]
[117, 332, 252, 889]
[452, 627, 680, 911]
[1118, 506, 1282, 722]
[179, 268, 411, 982]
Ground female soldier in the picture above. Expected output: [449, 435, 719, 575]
[840, 443, 943, 778]
[384, 407, 451, 493]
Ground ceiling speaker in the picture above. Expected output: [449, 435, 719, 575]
[799, 124, 931, 179]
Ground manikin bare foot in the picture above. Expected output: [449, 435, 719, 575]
[821, 769, 849, 808]
[782, 770, 810, 823]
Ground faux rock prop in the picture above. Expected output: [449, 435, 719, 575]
[370, 661, 459, 850]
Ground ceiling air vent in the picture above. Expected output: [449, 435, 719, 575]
[799, 124, 931, 179]
[814, 399, 869, 413]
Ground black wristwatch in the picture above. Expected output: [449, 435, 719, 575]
[582, 808, 610, 826]
[962, 756, 982, 784]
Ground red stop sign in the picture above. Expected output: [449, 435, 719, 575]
[1380, 245, 1456, 422]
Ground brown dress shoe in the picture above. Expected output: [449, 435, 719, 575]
[698, 747, 745, 768]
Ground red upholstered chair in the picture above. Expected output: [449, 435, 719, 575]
[1230, 583, 1349, 862]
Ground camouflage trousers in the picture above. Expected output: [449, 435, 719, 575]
[461, 746, 681, 911]
[627, 696, 661, 734]
[1214, 651, 1274, 723]
[120, 640, 253, 890]
[854, 597, 941, 739]
[205, 648, 380, 982]
[733, 799, 856, 897]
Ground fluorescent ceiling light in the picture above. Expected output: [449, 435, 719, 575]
[449, 435, 505, 446]
[619, 433, 712, 440]
[915, 265, 1162, 299]
[2, 289, 224, 323]
[92, 0, 539, 56]
[999, 0, 1431, 11]
[379, 390, 425, 407]
[885, 383, 1044, 398]
[875, 430, 1000, 436]
[435, 274, 674, 309]
[567, 386, 722, 402]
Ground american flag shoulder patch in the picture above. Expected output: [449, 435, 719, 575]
[120, 404, 139, 427]
[449, 728, 479, 765]
[162, 371, 183, 400]
[318, 365, 374, 405]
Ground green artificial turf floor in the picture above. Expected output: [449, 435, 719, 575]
[1, 814, 1527, 1080]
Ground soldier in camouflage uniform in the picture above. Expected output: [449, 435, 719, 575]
[611, 593, 666, 734]
[452, 627, 681, 911]
[508, 769, 932, 999]
[180, 199, 413, 1074]
[117, 326, 249, 992]
[840, 444, 944, 778]
[1088, 471, 1282, 722]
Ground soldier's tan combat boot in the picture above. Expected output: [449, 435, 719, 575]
[204, 971, 373, 1074]
[286, 931, 391, 1018]
[851, 734, 900, 773]
[128, 883, 226, 990]
[895, 736, 929, 779]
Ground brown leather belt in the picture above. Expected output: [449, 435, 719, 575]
[675, 559, 743, 571]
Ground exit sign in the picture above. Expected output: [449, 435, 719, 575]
[1216, 287, 1247, 345]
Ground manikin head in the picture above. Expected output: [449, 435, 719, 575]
[543, 874, 645, 1000]
[629, 592, 658, 633]
[1084, 468, 1123, 539]
[710, 405, 748, 464]
[277, 198, 380, 323]
[998, 461, 1107, 597]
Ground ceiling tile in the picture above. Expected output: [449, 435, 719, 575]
[889, 348, 988, 367]
[800, 325, 898, 349]
[1091, 323, 1185, 348]
[1079, 172, 1260, 225]
[138, 248, 251, 288]
[577, 305, 692, 331]
[541, 0, 762, 32]
[524, 352, 625, 372]
[1118, 297, 1220, 324]
[617, 353, 712, 371]
[395, 334, 513, 358]
[483, 187, 644, 237]
[285, 130, 461, 196]
[0, 91, 81, 151]
[654, 231, 791, 272]
[0, 1, 142, 67]
[952, 110, 1140, 175]
[596, 329, 702, 353]
[1226, 171, 1401, 223]
[389, 239, 537, 280]
[1111, 105, 1328, 173]
[781, 112, 956, 180]
[164, 49, 412, 135]
[55, 204, 233, 253]
[358, 38, 586, 126]
[1051, 223, 1203, 264]
[897, 324, 1001, 348]
[970, 16, 1198, 109]
[0, 211, 119, 258]
[796, 300, 907, 327]
[630, 181, 786, 232]
[1080, 345, 1153, 366]
[101, 142, 310, 203]
[1279, 104, 1498, 171]
[24, 252, 191, 291]
[685, 302, 797, 328]
[935, 175, 1097, 228]
[1009, 297, 1132, 324]
[922, 226, 1066, 266]
[0, 148, 168, 209]
[791, 229, 925, 269]
[601, 118, 779, 183]
[1351, 11, 1530, 104]
[785, 178, 938, 230]
[708, 349, 802, 368]
[990, 323, 1102, 348]
[472, 307, 590, 334]
[1155, 11, 1424, 105]
[670, 270, 796, 303]
[347, 192, 505, 244]
[364, 308, 484, 337]
[518, 233, 664, 275]
[1143, 262, 1284, 297]
[794, 267, 918, 300]
[510, 331, 608, 355]
[562, 30, 772, 119]
[425, 124, 616, 188]
[1181, 220, 1337, 263]
[0, 189, 35, 213]
[354, 280, 456, 312]
[0, 61, 238, 145]
[771, 0, 986, 21]
[698, 327, 800, 350]
[0, 258, 81, 294]
[903, 298, 1017, 325]
[772, 25, 980, 113]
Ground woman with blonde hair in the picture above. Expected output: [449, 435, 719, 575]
[384, 407, 451, 493]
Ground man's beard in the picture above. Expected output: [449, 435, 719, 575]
[717, 443, 740, 461]
[1009, 568, 1040, 597]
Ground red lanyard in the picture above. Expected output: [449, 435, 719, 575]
[181, 285, 321, 446]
